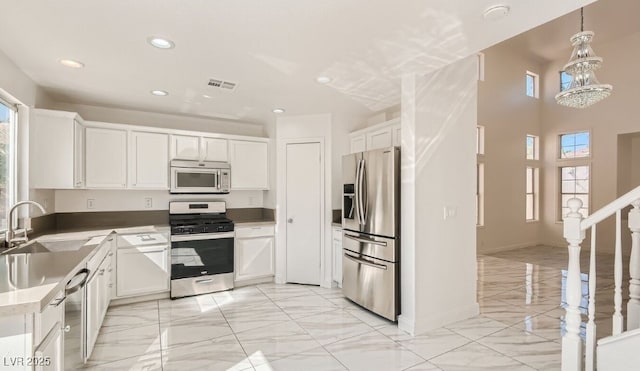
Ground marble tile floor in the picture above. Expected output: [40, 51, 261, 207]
[81, 246, 625, 370]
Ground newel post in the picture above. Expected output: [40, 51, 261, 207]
[562, 198, 585, 371]
[627, 199, 640, 330]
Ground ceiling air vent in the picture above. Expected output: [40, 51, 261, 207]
[208, 78, 237, 91]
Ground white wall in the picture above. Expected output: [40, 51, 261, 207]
[53, 189, 263, 212]
[540, 30, 640, 252]
[400, 56, 479, 335]
[47, 102, 264, 137]
[275, 113, 333, 288]
[476, 44, 544, 253]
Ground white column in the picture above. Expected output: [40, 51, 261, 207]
[627, 199, 640, 330]
[562, 198, 585, 371]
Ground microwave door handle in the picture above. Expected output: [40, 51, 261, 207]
[215, 170, 219, 190]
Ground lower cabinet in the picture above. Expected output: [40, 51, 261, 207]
[34, 323, 63, 371]
[235, 225, 275, 282]
[332, 226, 343, 287]
[86, 253, 112, 358]
[116, 242, 169, 297]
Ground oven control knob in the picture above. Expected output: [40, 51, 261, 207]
[185, 227, 193, 233]
[202, 226, 208, 232]
[175, 227, 184, 234]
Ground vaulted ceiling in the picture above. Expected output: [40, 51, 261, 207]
[0, 0, 596, 125]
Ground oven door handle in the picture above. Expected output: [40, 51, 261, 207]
[171, 232, 235, 242]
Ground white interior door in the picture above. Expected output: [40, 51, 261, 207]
[286, 142, 322, 285]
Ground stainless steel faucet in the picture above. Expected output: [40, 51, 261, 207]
[5, 200, 46, 248]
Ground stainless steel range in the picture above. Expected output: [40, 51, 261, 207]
[169, 201, 234, 299]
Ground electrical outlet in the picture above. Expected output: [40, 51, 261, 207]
[43, 199, 49, 210]
[87, 199, 95, 209]
[144, 197, 153, 208]
[443, 206, 457, 220]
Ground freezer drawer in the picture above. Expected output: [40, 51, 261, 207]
[342, 231, 397, 262]
[342, 250, 399, 321]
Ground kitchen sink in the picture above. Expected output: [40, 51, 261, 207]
[1, 239, 90, 255]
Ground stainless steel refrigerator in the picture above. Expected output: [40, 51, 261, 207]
[342, 146, 400, 321]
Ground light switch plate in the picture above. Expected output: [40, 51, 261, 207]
[87, 199, 95, 209]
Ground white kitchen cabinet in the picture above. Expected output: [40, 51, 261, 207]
[86, 245, 112, 359]
[171, 134, 200, 160]
[235, 225, 275, 282]
[34, 324, 63, 371]
[116, 235, 169, 297]
[332, 226, 343, 287]
[349, 118, 401, 153]
[392, 124, 402, 147]
[30, 109, 85, 189]
[130, 131, 169, 189]
[366, 127, 393, 150]
[202, 137, 228, 161]
[85, 127, 128, 188]
[228, 140, 269, 189]
[350, 135, 366, 154]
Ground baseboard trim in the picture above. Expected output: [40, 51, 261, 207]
[413, 303, 480, 335]
[398, 314, 415, 335]
[110, 291, 169, 306]
[479, 242, 542, 254]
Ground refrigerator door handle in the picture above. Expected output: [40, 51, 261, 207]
[344, 252, 388, 270]
[360, 159, 367, 223]
[355, 159, 362, 225]
[344, 233, 387, 246]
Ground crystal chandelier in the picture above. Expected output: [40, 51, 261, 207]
[555, 8, 612, 109]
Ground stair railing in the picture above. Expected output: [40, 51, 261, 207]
[562, 184, 640, 371]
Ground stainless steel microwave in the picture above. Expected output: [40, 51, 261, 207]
[170, 160, 230, 194]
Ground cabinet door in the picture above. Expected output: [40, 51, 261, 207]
[171, 134, 200, 160]
[30, 110, 77, 189]
[392, 125, 401, 147]
[85, 127, 127, 188]
[73, 120, 85, 188]
[34, 324, 63, 371]
[235, 236, 274, 281]
[117, 245, 169, 297]
[350, 135, 366, 154]
[228, 140, 269, 189]
[366, 127, 393, 150]
[130, 131, 169, 189]
[202, 137, 228, 162]
[332, 228, 343, 286]
[86, 273, 100, 358]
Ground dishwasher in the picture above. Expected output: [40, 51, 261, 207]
[63, 268, 89, 370]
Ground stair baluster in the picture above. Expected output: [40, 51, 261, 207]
[628, 200, 640, 330]
[613, 210, 623, 335]
[585, 226, 597, 371]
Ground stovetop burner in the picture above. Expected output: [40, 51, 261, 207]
[169, 201, 234, 235]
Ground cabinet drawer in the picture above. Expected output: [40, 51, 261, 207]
[35, 290, 65, 345]
[235, 225, 275, 238]
[87, 236, 112, 275]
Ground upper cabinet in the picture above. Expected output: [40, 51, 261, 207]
[129, 131, 169, 189]
[171, 134, 200, 160]
[349, 118, 400, 153]
[202, 137, 228, 162]
[229, 140, 269, 190]
[30, 109, 85, 189]
[85, 127, 128, 188]
[170, 135, 228, 162]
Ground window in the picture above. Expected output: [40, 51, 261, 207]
[526, 71, 539, 98]
[560, 71, 572, 92]
[560, 131, 590, 159]
[476, 125, 485, 155]
[526, 167, 539, 221]
[526, 134, 539, 160]
[476, 125, 485, 226]
[476, 163, 484, 226]
[560, 165, 589, 218]
[0, 98, 16, 231]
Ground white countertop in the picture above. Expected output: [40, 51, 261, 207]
[0, 225, 168, 316]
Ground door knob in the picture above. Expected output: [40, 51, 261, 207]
[287, 218, 293, 224]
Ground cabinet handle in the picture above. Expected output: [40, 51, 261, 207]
[50, 297, 66, 307]
[108, 252, 113, 256]
[108, 268, 112, 272]
[99, 269, 105, 276]
[63, 325, 71, 333]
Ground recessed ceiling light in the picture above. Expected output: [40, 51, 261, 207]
[272, 108, 285, 114]
[483, 5, 510, 21]
[150, 90, 169, 96]
[316, 76, 332, 84]
[202, 94, 214, 99]
[148, 37, 175, 49]
[59, 59, 85, 68]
